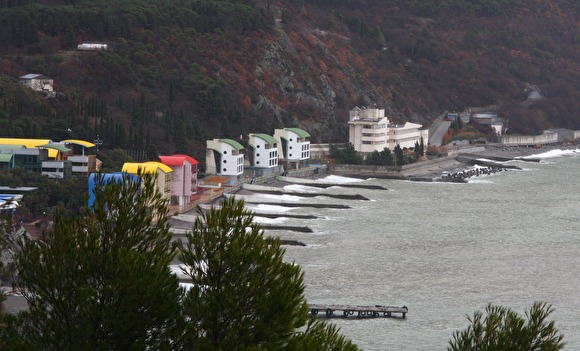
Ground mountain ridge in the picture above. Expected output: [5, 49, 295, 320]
[0, 0, 578, 165]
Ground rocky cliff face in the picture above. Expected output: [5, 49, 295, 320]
[251, 15, 399, 142]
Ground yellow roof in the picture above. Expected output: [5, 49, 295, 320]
[0, 138, 58, 158]
[0, 138, 52, 148]
[61, 139, 96, 148]
[122, 162, 173, 175]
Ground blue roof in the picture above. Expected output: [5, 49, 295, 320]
[88, 172, 139, 209]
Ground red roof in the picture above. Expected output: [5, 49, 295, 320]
[172, 154, 199, 165]
[159, 154, 199, 166]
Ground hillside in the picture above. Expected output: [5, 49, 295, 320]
[0, 0, 578, 166]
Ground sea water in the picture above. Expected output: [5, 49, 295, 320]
[266, 149, 580, 350]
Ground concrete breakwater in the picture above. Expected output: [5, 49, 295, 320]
[242, 183, 370, 201]
[441, 166, 510, 180]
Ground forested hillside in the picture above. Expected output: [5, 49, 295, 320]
[0, 0, 578, 166]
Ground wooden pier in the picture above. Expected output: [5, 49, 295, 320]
[309, 304, 408, 319]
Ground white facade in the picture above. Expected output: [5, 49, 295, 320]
[348, 107, 427, 153]
[41, 160, 72, 178]
[248, 133, 278, 168]
[19, 74, 54, 92]
[77, 43, 108, 51]
[387, 122, 428, 150]
[206, 139, 244, 176]
[348, 107, 390, 153]
[273, 128, 310, 161]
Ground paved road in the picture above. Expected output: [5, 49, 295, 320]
[428, 114, 451, 146]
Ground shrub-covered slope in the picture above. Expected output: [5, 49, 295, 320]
[0, 0, 578, 165]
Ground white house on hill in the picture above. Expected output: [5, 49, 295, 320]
[19, 74, 54, 92]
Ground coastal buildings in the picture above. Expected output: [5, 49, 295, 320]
[158, 154, 199, 208]
[471, 112, 504, 136]
[0, 138, 98, 178]
[205, 138, 245, 184]
[273, 128, 311, 170]
[348, 106, 428, 156]
[60, 139, 98, 175]
[388, 122, 429, 150]
[122, 162, 173, 200]
[247, 133, 279, 176]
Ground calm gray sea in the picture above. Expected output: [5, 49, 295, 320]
[278, 150, 580, 350]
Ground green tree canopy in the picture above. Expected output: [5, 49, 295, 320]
[329, 143, 363, 165]
[179, 196, 360, 351]
[365, 147, 395, 165]
[0, 173, 183, 351]
[448, 302, 565, 351]
[394, 144, 406, 166]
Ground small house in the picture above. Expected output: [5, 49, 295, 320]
[19, 74, 54, 92]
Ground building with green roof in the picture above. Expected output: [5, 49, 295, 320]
[274, 128, 311, 170]
[206, 138, 245, 184]
[247, 133, 280, 176]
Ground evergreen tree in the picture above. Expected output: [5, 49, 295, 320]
[449, 302, 565, 351]
[0, 173, 183, 351]
[364, 150, 383, 165]
[414, 141, 421, 158]
[380, 147, 395, 165]
[394, 144, 405, 166]
[178, 197, 359, 351]
[365, 148, 394, 166]
[330, 143, 363, 164]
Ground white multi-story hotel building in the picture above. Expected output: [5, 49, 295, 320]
[348, 107, 428, 155]
[206, 138, 245, 184]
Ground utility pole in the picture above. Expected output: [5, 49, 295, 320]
[94, 134, 103, 151]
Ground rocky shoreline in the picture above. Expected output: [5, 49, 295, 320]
[402, 142, 580, 180]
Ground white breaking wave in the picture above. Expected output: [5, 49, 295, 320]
[318, 175, 365, 183]
[245, 204, 295, 213]
[283, 184, 320, 192]
[520, 148, 580, 159]
[253, 216, 288, 224]
[234, 193, 302, 202]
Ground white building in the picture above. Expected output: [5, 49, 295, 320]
[206, 138, 245, 184]
[348, 107, 427, 155]
[387, 122, 429, 150]
[249, 133, 278, 167]
[77, 43, 108, 51]
[348, 107, 389, 154]
[273, 128, 310, 170]
[59, 139, 98, 175]
[19, 73, 54, 92]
